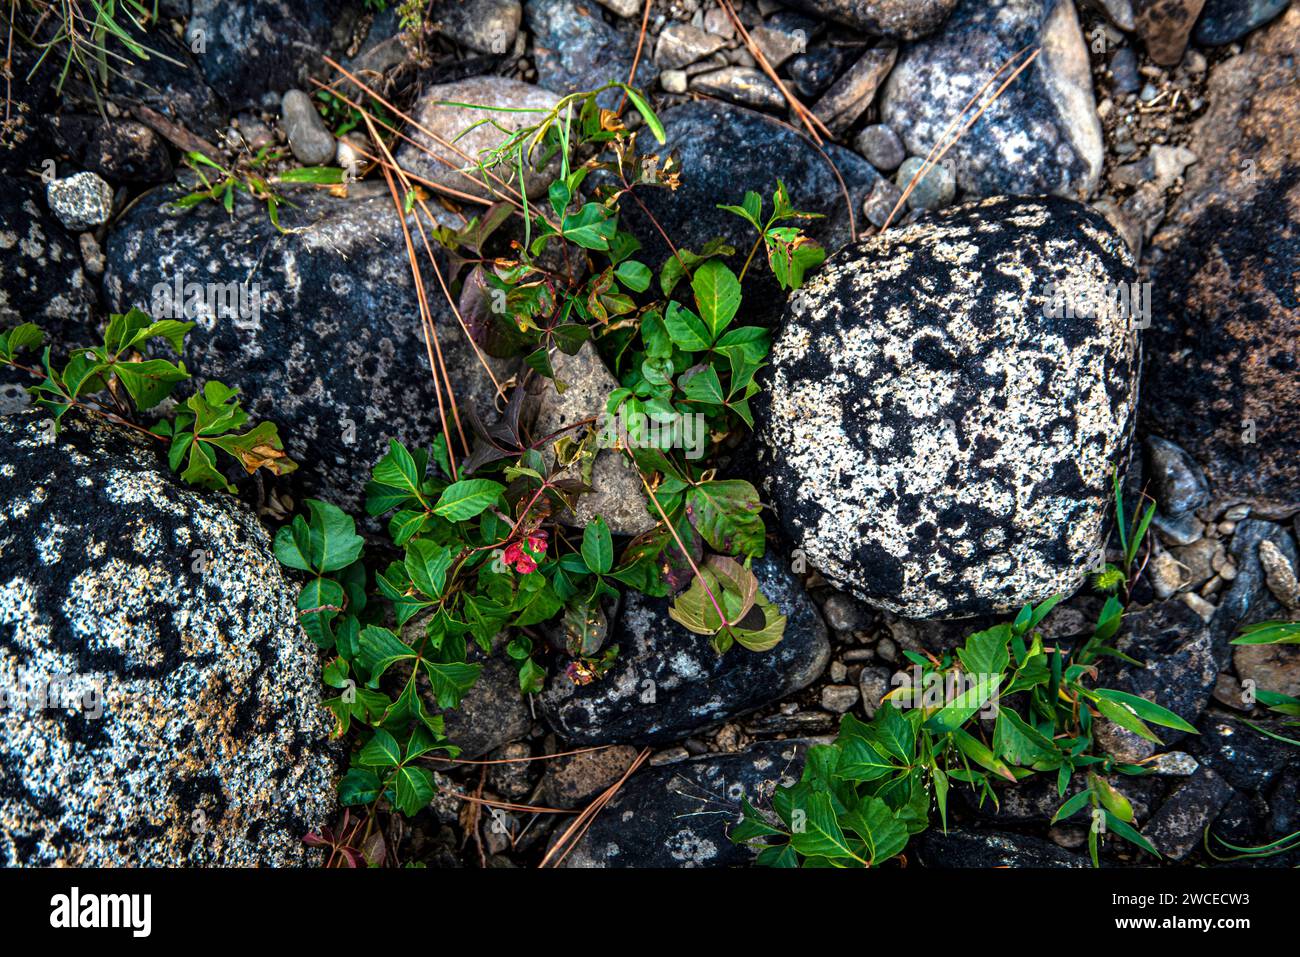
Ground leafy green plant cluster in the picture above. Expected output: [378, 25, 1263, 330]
[732, 593, 1197, 868]
[266, 84, 830, 829]
[0, 310, 295, 490]
[175, 149, 346, 230]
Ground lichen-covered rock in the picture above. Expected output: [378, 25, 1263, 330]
[46, 171, 114, 232]
[0, 411, 336, 866]
[780, 0, 960, 38]
[915, 829, 1087, 867]
[627, 100, 881, 323]
[1142, 7, 1300, 513]
[103, 185, 511, 514]
[560, 738, 813, 867]
[540, 549, 830, 745]
[881, 0, 1104, 200]
[395, 77, 560, 200]
[755, 196, 1140, 619]
[1134, 0, 1207, 65]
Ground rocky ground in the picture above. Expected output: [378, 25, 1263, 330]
[0, 0, 1296, 869]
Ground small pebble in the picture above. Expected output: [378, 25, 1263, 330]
[660, 69, 688, 94]
[1181, 592, 1216, 620]
[854, 123, 905, 172]
[280, 89, 337, 166]
[821, 684, 860, 714]
[895, 156, 956, 211]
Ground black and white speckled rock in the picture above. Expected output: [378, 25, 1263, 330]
[626, 100, 881, 324]
[46, 171, 114, 232]
[103, 185, 511, 515]
[0, 411, 336, 866]
[880, 0, 1104, 200]
[755, 196, 1140, 619]
[540, 549, 830, 745]
[560, 738, 814, 867]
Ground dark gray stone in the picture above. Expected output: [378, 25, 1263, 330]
[103, 185, 510, 515]
[0, 410, 336, 866]
[626, 100, 881, 324]
[756, 196, 1139, 619]
[540, 549, 830, 745]
[560, 738, 813, 867]
[1110, 45, 1141, 95]
[188, 0, 353, 109]
[280, 90, 336, 166]
[915, 829, 1088, 867]
[1144, 767, 1235, 860]
[1194, 0, 1291, 45]
[439, 652, 532, 759]
[1213, 520, 1298, 649]
[881, 0, 1104, 200]
[1098, 600, 1218, 742]
[1145, 435, 1210, 516]
[1194, 714, 1297, 791]
[780, 0, 960, 39]
[525, 0, 657, 107]
[855, 123, 906, 172]
[788, 46, 859, 100]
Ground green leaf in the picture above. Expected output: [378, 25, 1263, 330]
[433, 479, 504, 521]
[680, 365, 726, 407]
[614, 259, 651, 292]
[393, 765, 437, 817]
[1093, 695, 1163, 744]
[685, 480, 765, 558]
[691, 259, 741, 339]
[663, 300, 712, 352]
[956, 623, 1011, 678]
[405, 539, 452, 600]
[789, 792, 860, 864]
[621, 85, 665, 143]
[993, 707, 1057, 765]
[359, 729, 402, 768]
[1104, 811, 1160, 858]
[419, 659, 483, 710]
[304, 499, 365, 573]
[840, 796, 909, 866]
[560, 202, 617, 250]
[358, 625, 417, 682]
[1092, 688, 1198, 734]
[371, 440, 424, 499]
[1232, 620, 1300, 646]
[339, 768, 383, 805]
[581, 515, 614, 575]
[924, 671, 1001, 734]
[273, 515, 314, 572]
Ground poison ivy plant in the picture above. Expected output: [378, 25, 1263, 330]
[733, 595, 1196, 868]
[0, 310, 295, 489]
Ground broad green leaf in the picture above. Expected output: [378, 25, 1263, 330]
[789, 792, 860, 863]
[305, 499, 365, 573]
[663, 300, 711, 352]
[393, 765, 437, 816]
[405, 539, 452, 599]
[581, 515, 614, 575]
[691, 259, 741, 338]
[433, 479, 504, 521]
[359, 729, 402, 768]
[1092, 688, 1197, 734]
[685, 480, 764, 558]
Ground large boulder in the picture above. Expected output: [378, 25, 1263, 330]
[103, 184, 511, 514]
[1142, 7, 1300, 514]
[627, 100, 881, 323]
[755, 196, 1140, 619]
[540, 549, 830, 745]
[560, 738, 813, 867]
[0, 411, 336, 865]
[880, 0, 1104, 200]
